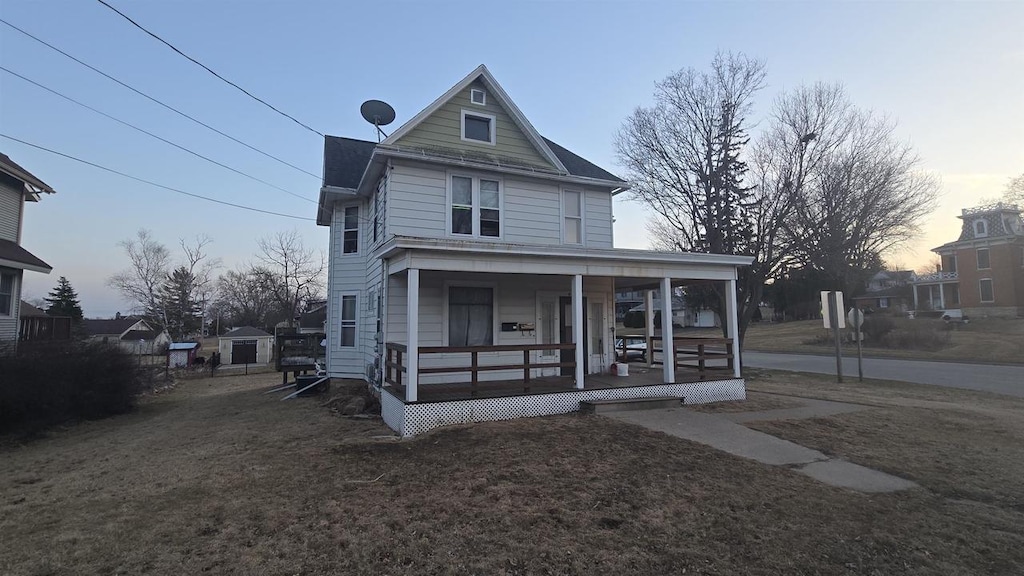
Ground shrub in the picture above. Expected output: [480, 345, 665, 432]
[862, 316, 896, 342]
[0, 342, 141, 433]
[881, 324, 950, 351]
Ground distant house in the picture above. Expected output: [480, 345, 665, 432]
[18, 300, 72, 343]
[218, 326, 274, 365]
[911, 203, 1024, 317]
[298, 301, 327, 334]
[83, 315, 171, 354]
[853, 270, 916, 313]
[1, 153, 55, 351]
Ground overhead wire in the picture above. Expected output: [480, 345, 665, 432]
[0, 134, 314, 221]
[95, 0, 325, 137]
[0, 18, 322, 180]
[1, 65, 316, 204]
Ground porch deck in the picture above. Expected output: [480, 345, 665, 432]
[385, 363, 728, 404]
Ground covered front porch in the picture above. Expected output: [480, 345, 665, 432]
[376, 237, 751, 436]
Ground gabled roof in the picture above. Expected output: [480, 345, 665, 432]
[20, 300, 47, 318]
[381, 65, 567, 173]
[0, 152, 55, 197]
[323, 136, 377, 189]
[542, 138, 625, 183]
[222, 326, 273, 338]
[0, 239, 52, 273]
[83, 317, 144, 336]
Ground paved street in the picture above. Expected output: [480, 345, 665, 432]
[743, 352, 1024, 398]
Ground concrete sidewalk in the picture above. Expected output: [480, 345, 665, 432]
[608, 404, 918, 493]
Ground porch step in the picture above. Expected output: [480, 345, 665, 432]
[579, 396, 684, 415]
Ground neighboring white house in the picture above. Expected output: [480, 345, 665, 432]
[0, 153, 55, 352]
[317, 65, 751, 436]
[218, 326, 274, 365]
[83, 316, 171, 354]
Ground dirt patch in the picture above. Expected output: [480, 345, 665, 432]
[1, 371, 1022, 575]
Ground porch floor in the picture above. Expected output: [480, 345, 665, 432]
[385, 362, 735, 404]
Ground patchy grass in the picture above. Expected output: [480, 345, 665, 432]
[687, 391, 805, 413]
[744, 317, 1024, 364]
[1, 371, 1023, 575]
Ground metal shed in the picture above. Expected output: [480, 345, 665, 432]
[167, 342, 200, 368]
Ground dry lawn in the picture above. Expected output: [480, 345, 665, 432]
[744, 317, 1024, 364]
[2, 371, 1023, 575]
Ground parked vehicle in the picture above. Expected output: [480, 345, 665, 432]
[940, 309, 969, 324]
[615, 337, 648, 362]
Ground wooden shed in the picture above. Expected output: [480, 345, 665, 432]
[219, 326, 274, 365]
[167, 342, 200, 368]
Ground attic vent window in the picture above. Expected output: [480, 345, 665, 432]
[470, 88, 486, 105]
[461, 110, 496, 145]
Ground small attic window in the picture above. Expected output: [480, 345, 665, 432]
[975, 219, 988, 237]
[461, 110, 496, 145]
[470, 88, 486, 105]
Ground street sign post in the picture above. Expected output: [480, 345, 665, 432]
[821, 291, 844, 382]
[847, 307, 865, 381]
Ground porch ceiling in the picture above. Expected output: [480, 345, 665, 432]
[380, 237, 750, 282]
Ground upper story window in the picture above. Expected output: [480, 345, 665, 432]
[0, 271, 14, 316]
[343, 206, 359, 254]
[974, 219, 988, 237]
[563, 190, 583, 245]
[449, 174, 501, 238]
[977, 248, 990, 270]
[461, 110, 496, 145]
[470, 88, 486, 106]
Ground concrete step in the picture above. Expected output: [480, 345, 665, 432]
[580, 396, 684, 414]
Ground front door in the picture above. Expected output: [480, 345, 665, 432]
[559, 296, 587, 376]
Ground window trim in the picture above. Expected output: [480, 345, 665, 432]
[460, 109, 496, 145]
[442, 281, 498, 347]
[977, 247, 990, 270]
[470, 88, 486, 106]
[979, 278, 995, 303]
[445, 171, 503, 239]
[561, 188, 585, 245]
[0, 270, 15, 318]
[342, 204, 359, 255]
[339, 292, 358, 348]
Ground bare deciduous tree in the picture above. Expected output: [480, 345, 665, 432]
[108, 229, 170, 325]
[1001, 173, 1024, 206]
[255, 230, 325, 328]
[213, 266, 283, 330]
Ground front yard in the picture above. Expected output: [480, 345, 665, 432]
[2, 371, 1023, 575]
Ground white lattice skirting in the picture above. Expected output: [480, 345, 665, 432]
[381, 379, 745, 437]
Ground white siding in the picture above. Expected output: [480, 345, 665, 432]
[388, 161, 447, 238]
[0, 180, 22, 242]
[326, 197, 369, 378]
[0, 268, 22, 347]
[584, 189, 614, 249]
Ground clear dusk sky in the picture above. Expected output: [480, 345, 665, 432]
[1, 0, 1021, 317]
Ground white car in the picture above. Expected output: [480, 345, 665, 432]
[615, 337, 648, 362]
[940, 309, 969, 324]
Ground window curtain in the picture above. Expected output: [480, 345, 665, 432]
[449, 286, 493, 346]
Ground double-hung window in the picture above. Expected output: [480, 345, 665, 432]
[563, 190, 583, 244]
[0, 271, 14, 316]
[340, 293, 357, 347]
[448, 286, 493, 346]
[979, 279, 994, 303]
[977, 248, 990, 270]
[449, 175, 501, 238]
[343, 206, 359, 254]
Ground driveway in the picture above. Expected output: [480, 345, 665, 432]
[742, 352, 1024, 398]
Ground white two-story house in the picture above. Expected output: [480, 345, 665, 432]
[317, 66, 752, 436]
[1, 153, 55, 351]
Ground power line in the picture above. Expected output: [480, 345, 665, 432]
[0, 18, 321, 180]
[0, 134, 314, 221]
[95, 0, 324, 137]
[1, 65, 315, 204]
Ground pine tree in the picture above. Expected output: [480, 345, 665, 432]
[158, 267, 201, 340]
[44, 276, 84, 322]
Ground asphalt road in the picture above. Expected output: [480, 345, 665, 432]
[743, 352, 1024, 398]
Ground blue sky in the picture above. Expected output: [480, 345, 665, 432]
[2, 0, 1021, 316]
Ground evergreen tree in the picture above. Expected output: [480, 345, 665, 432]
[158, 267, 201, 340]
[44, 276, 84, 322]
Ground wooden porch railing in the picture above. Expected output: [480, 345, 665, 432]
[647, 336, 734, 380]
[386, 342, 576, 394]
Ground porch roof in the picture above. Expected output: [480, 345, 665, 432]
[379, 236, 752, 282]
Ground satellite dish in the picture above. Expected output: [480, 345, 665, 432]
[360, 100, 395, 141]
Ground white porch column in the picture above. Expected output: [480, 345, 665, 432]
[644, 289, 655, 368]
[660, 277, 675, 384]
[405, 268, 419, 402]
[913, 284, 919, 310]
[572, 274, 585, 389]
[938, 283, 945, 309]
[725, 278, 741, 378]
